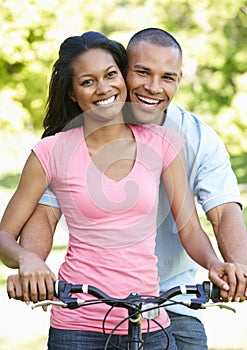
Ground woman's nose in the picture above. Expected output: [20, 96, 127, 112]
[96, 80, 112, 95]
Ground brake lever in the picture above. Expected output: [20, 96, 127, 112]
[31, 298, 86, 310]
[181, 300, 236, 313]
[31, 300, 68, 309]
[201, 302, 236, 313]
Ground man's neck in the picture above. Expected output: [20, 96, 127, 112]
[157, 110, 167, 126]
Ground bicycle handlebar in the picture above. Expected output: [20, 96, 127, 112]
[31, 280, 236, 314]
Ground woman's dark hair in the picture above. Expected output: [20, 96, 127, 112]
[42, 31, 127, 137]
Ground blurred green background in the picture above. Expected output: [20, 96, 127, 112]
[0, 0, 247, 349]
[1, 0, 247, 148]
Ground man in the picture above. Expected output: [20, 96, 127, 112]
[7, 28, 247, 349]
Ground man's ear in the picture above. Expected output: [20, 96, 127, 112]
[68, 88, 77, 102]
[176, 70, 183, 93]
[178, 69, 183, 84]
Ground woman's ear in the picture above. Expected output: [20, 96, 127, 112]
[68, 88, 77, 102]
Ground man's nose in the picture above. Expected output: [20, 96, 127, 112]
[144, 77, 162, 94]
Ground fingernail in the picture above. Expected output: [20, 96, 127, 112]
[228, 297, 233, 302]
[223, 284, 229, 291]
[235, 297, 240, 302]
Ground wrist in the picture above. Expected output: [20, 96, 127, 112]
[18, 249, 38, 267]
[206, 257, 223, 271]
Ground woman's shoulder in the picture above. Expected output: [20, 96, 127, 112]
[43, 127, 82, 141]
[34, 127, 83, 151]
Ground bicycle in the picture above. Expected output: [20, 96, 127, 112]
[32, 280, 236, 350]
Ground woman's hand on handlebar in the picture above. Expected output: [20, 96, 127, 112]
[208, 262, 247, 302]
[7, 251, 56, 304]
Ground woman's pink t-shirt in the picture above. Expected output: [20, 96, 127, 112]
[33, 123, 184, 334]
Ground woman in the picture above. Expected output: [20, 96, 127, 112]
[0, 32, 237, 350]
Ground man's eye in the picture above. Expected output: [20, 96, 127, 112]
[163, 76, 175, 81]
[136, 70, 148, 76]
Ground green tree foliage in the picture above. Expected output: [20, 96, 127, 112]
[0, 0, 246, 155]
[0, 0, 158, 131]
[0, 0, 58, 130]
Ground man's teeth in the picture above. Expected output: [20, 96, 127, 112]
[96, 96, 115, 106]
[137, 95, 160, 105]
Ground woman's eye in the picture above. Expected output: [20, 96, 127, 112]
[107, 70, 117, 78]
[81, 79, 94, 86]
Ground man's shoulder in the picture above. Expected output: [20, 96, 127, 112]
[166, 103, 219, 138]
[167, 103, 205, 126]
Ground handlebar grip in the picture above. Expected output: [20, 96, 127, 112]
[203, 281, 221, 300]
[54, 280, 85, 298]
[54, 280, 66, 298]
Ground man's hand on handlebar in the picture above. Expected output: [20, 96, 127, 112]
[208, 262, 247, 302]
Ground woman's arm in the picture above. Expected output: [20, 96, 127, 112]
[0, 152, 56, 302]
[7, 203, 61, 302]
[162, 150, 247, 301]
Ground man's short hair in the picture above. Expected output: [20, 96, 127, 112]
[127, 28, 182, 59]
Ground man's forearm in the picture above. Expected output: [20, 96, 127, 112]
[208, 202, 247, 264]
[19, 204, 61, 260]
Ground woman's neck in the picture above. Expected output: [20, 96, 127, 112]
[84, 122, 136, 182]
[83, 112, 131, 142]
[85, 122, 133, 148]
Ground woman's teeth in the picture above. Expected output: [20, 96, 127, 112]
[96, 95, 115, 106]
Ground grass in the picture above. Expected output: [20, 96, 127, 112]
[0, 172, 20, 190]
[0, 173, 20, 190]
[231, 153, 247, 184]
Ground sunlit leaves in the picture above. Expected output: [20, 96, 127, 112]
[0, 0, 246, 155]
